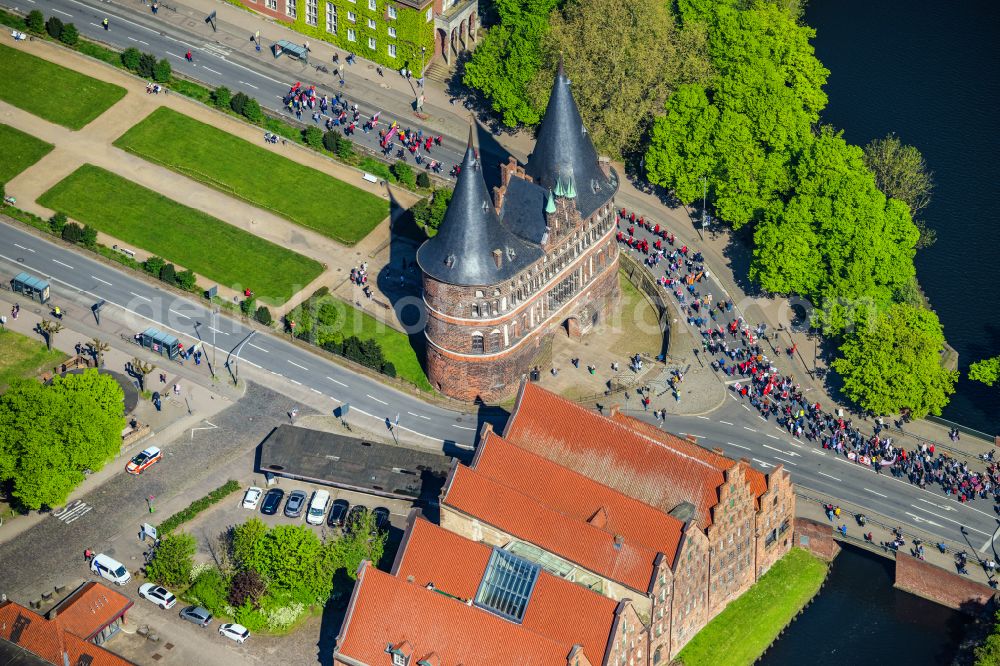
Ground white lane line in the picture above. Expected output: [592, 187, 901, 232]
[758, 415, 767, 422]
[168, 52, 184, 60]
[752, 458, 773, 468]
[696, 416, 709, 420]
[216, 55, 287, 86]
[407, 411, 431, 420]
[287, 359, 308, 370]
[366, 394, 388, 405]
[52, 8, 72, 16]
[720, 421, 733, 426]
[90, 22, 100, 27]
[833, 457, 855, 466]
[743, 426, 756, 432]
[207, 326, 227, 335]
[128, 36, 139, 42]
[13, 243, 35, 253]
[817, 472, 841, 481]
[742, 404, 750, 411]
[762, 444, 785, 454]
[326, 376, 348, 387]
[916, 497, 956, 512]
[52, 258, 74, 269]
[905, 511, 944, 529]
[130, 292, 151, 301]
[139, 40, 149, 45]
[766, 434, 779, 440]
[729, 394, 738, 402]
[908, 505, 991, 536]
[310, 388, 322, 394]
[247, 343, 269, 353]
[202, 66, 222, 75]
[774, 456, 797, 466]
[169, 308, 191, 319]
[789, 441, 804, 449]
[239, 81, 260, 89]
[726, 442, 750, 450]
[452, 424, 476, 431]
[289, 379, 302, 385]
[91, 275, 112, 286]
[863, 488, 888, 498]
[242, 359, 262, 369]
[809, 449, 826, 455]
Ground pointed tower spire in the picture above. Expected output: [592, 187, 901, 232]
[545, 189, 557, 214]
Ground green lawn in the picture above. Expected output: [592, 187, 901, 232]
[114, 107, 389, 245]
[37, 164, 323, 305]
[0, 124, 54, 182]
[0, 44, 126, 129]
[338, 302, 431, 391]
[676, 548, 828, 666]
[0, 328, 68, 390]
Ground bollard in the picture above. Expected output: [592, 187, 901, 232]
[54, 585, 66, 594]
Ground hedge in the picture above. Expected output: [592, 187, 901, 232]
[157, 479, 241, 534]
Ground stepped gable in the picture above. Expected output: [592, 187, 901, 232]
[394, 517, 619, 666]
[442, 464, 660, 592]
[416, 126, 542, 286]
[472, 429, 684, 567]
[504, 382, 761, 530]
[524, 60, 616, 220]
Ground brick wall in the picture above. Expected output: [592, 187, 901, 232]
[895, 555, 997, 612]
[754, 467, 795, 579]
[668, 526, 711, 658]
[792, 518, 840, 562]
[705, 463, 757, 616]
[604, 601, 650, 666]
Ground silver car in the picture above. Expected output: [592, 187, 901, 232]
[179, 605, 213, 627]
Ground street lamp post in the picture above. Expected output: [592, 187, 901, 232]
[698, 176, 708, 240]
[420, 46, 426, 85]
[211, 307, 218, 380]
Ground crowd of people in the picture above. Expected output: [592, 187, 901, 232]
[351, 262, 373, 300]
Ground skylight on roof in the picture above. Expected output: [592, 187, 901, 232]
[474, 548, 540, 623]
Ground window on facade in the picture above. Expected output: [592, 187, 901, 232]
[388, 26, 396, 37]
[265, 0, 276, 9]
[348, 10, 356, 21]
[472, 335, 484, 353]
[305, 0, 317, 25]
[426, 6, 432, 20]
[368, 36, 376, 49]
[347, 27, 356, 40]
[325, 2, 337, 32]
[471, 303, 479, 317]
[285, 0, 296, 18]
[392, 654, 407, 666]
[368, 17, 376, 28]
[368, 0, 376, 8]
[387, 4, 396, 18]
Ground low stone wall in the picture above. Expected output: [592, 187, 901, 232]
[793, 517, 841, 562]
[895, 554, 997, 614]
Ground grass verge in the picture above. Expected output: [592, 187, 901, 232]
[0, 43, 126, 129]
[0, 124, 54, 182]
[0, 328, 68, 390]
[675, 548, 828, 666]
[114, 107, 389, 245]
[337, 301, 430, 391]
[37, 164, 323, 305]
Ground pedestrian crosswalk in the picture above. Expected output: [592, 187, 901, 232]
[52, 500, 91, 524]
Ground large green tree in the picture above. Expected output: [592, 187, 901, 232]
[230, 520, 338, 604]
[330, 509, 387, 580]
[463, 0, 560, 127]
[969, 356, 1000, 387]
[862, 133, 936, 248]
[832, 303, 957, 418]
[0, 371, 125, 509]
[146, 532, 197, 587]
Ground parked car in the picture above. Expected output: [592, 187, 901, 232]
[242, 487, 263, 510]
[372, 506, 391, 532]
[344, 505, 366, 532]
[306, 490, 331, 525]
[260, 488, 284, 515]
[90, 554, 131, 586]
[219, 623, 250, 644]
[284, 490, 307, 518]
[126, 446, 162, 475]
[327, 499, 350, 527]
[138, 583, 177, 609]
[179, 605, 213, 627]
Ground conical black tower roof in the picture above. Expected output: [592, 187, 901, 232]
[525, 61, 617, 219]
[417, 127, 542, 286]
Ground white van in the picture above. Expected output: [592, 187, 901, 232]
[306, 490, 331, 525]
[91, 554, 131, 586]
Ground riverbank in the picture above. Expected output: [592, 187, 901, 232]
[673, 548, 828, 666]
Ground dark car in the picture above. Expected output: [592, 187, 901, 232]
[284, 490, 307, 518]
[344, 505, 366, 532]
[260, 488, 284, 515]
[327, 499, 350, 527]
[179, 605, 212, 627]
[372, 506, 391, 532]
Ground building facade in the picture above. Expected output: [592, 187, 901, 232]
[236, 0, 477, 70]
[416, 65, 621, 402]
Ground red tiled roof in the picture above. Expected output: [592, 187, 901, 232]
[49, 582, 132, 642]
[395, 518, 618, 665]
[504, 383, 770, 529]
[474, 430, 684, 567]
[0, 601, 136, 666]
[443, 464, 659, 592]
[335, 563, 577, 666]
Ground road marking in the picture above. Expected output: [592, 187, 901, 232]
[719, 421, 733, 426]
[90, 23, 100, 27]
[91, 275, 112, 286]
[452, 424, 476, 431]
[789, 441, 804, 449]
[809, 449, 825, 455]
[774, 456, 797, 466]
[167, 52, 183, 60]
[904, 511, 944, 529]
[763, 444, 785, 454]
[766, 434, 779, 440]
[817, 472, 841, 481]
[729, 394, 738, 402]
[239, 81, 260, 90]
[758, 415, 767, 422]
[366, 394, 388, 405]
[289, 379, 302, 385]
[169, 308, 191, 319]
[53, 500, 91, 524]
[202, 66, 222, 75]
[13, 243, 34, 253]
[327, 376, 348, 387]
[726, 442, 750, 450]
[407, 411, 431, 420]
[247, 343, 269, 353]
[752, 458, 773, 468]
[287, 359, 308, 370]
[864, 488, 888, 498]
[743, 426, 756, 432]
[742, 404, 750, 411]
[190, 421, 218, 438]
[52, 258, 74, 269]
[52, 8, 73, 16]
[833, 457, 855, 466]
[908, 505, 991, 537]
[696, 415, 709, 420]
[311, 388, 322, 394]
[207, 326, 226, 335]
[243, 359, 262, 368]
[916, 497, 956, 512]
[130, 292, 151, 301]
[128, 36, 139, 42]
[139, 40, 149, 46]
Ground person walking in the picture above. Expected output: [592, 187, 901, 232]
[102, 17, 109, 30]
[185, 50, 193, 62]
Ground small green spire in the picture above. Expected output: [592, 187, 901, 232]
[545, 189, 557, 214]
[564, 174, 576, 199]
[554, 176, 565, 198]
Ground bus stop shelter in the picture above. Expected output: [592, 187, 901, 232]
[139, 327, 181, 360]
[11, 271, 50, 303]
[273, 40, 308, 62]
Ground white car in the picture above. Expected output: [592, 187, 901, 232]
[242, 487, 263, 510]
[219, 623, 250, 644]
[90, 554, 131, 586]
[138, 583, 177, 609]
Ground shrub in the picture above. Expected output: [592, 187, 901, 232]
[153, 58, 172, 83]
[188, 567, 229, 614]
[381, 361, 396, 378]
[121, 47, 141, 72]
[212, 86, 231, 110]
[322, 129, 341, 152]
[359, 157, 392, 182]
[228, 569, 267, 609]
[25, 9, 44, 33]
[304, 125, 323, 150]
[144, 256, 166, 277]
[48, 212, 67, 235]
[145, 532, 196, 587]
[0, 8, 28, 30]
[176, 269, 197, 290]
[58, 22, 79, 46]
[159, 263, 177, 285]
[391, 161, 415, 187]
[137, 52, 157, 78]
[81, 225, 98, 248]
[242, 98, 263, 123]
[255, 305, 273, 326]
[61, 222, 83, 244]
[240, 296, 256, 316]
[264, 601, 306, 631]
[44, 16, 63, 39]
[416, 171, 431, 188]
[158, 479, 240, 534]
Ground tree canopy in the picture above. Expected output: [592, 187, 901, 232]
[146, 532, 197, 587]
[831, 303, 957, 418]
[969, 356, 1000, 387]
[0, 371, 125, 509]
[862, 133, 936, 247]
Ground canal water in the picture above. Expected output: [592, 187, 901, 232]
[761, 545, 965, 664]
[804, 0, 1000, 437]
